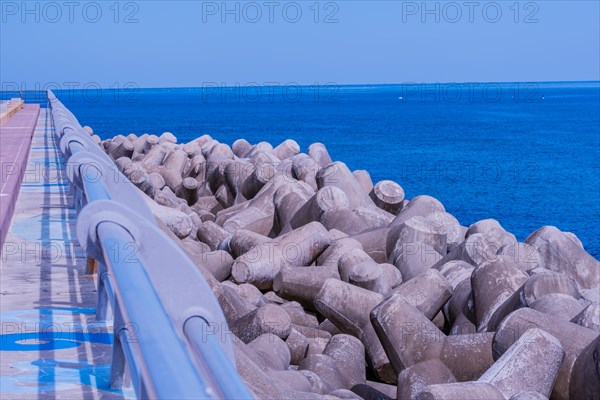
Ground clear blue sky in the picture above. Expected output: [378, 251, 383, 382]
[1, 1, 599, 88]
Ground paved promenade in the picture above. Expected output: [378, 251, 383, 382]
[0, 107, 132, 399]
[0, 104, 39, 247]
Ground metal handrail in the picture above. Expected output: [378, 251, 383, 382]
[97, 221, 209, 399]
[184, 317, 255, 400]
[47, 90, 252, 400]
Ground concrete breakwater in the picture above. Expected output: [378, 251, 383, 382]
[98, 130, 600, 400]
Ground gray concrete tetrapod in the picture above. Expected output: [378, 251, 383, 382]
[494, 307, 600, 400]
[314, 278, 396, 383]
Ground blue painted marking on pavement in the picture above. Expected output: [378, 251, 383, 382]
[0, 331, 113, 351]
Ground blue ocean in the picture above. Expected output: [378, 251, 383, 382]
[47, 82, 600, 258]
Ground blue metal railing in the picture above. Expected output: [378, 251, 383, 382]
[47, 90, 252, 399]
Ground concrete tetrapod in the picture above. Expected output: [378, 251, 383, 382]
[494, 307, 600, 400]
[314, 279, 396, 383]
[417, 328, 564, 399]
[369, 180, 405, 215]
[231, 221, 332, 289]
[370, 295, 494, 381]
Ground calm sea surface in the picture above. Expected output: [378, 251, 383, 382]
[49, 82, 600, 257]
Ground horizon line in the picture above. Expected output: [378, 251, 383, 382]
[2, 80, 600, 92]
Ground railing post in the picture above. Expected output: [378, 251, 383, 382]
[96, 263, 113, 321]
[110, 299, 127, 389]
[85, 256, 97, 274]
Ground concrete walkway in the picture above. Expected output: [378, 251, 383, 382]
[1, 104, 40, 247]
[0, 108, 132, 399]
